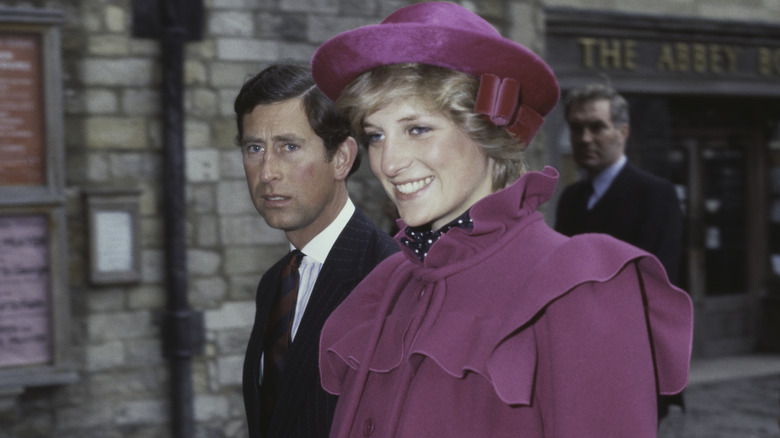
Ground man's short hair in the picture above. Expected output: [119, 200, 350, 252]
[234, 63, 360, 175]
[564, 83, 630, 127]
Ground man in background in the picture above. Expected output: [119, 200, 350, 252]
[555, 83, 685, 419]
[555, 83, 683, 285]
[235, 64, 398, 438]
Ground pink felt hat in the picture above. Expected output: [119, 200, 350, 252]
[311, 1, 559, 145]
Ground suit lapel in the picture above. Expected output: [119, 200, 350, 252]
[591, 163, 636, 210]
[270, 210, 371, 433]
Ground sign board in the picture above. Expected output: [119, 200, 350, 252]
[0, 32, 45, 186]
[0, 214, 51, 368]
[545, 8, 780, 96]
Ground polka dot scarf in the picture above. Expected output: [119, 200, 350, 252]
[400, 211, 474, 262]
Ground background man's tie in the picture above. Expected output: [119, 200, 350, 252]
[260, 249, 304, 433]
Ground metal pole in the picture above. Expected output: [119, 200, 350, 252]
[132, 1, 205, 436]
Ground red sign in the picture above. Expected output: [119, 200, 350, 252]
[0, 32, 46, 186]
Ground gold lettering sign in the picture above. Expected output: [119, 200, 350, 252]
[575, 37, 778, 77]
[0, 32, 46, 186]
[578, 37, 637, 70]
[758, 47, 780, 75]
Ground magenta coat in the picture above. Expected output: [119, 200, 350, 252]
[320, 167, 693, 437]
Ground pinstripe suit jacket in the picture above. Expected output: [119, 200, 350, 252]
[243, 208, 399, 438]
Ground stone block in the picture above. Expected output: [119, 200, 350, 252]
[209, 11, 255, 36]
[56, 402, 114, 430]
[125, 338, 164, 366]
[122, 89, 160, 116]
[220, 149, 244, 178]
[81, 58, 154, 86]
[185, 119, 213, 148]
[85, 117, 148, 149]
[191, 276, 228, 306]
[280, 0, 338, 13]
[185, 59, 209, 85]
[210, 61, 257, 88]
[86, 310, 155, 342]
[216, 355, 244, 386]
[84, 88, 119, 113]
[216, 38, 279, 61]
[308, 16, 368, 44]
[216, 180, 257, 215]
[127, 285, 166, 310]
[187, 148, 221, 182]
[188, 249, 223, 276]
[194, 395, 229, 421]
[140, 217, 164, 249]
[104, 5, 126, 33]
[224, 245, 287, 276]
[86, 153, 110, 181]
[195, 215, 219, 246]
[204, 301, 255, 330]
[141, 249, 165, 283]
[189, 185, 217, 214]
[86, 289, 126, 312]
[88, 34, 130, 56]
[109, 153, 161, 180]
[115, 399, 167, 425]
[220, 215, 288, 246]
[85, 341, 125, 371]
[229, 274, 261, 300]
[186, 89, 219, 118]
[215, 328, 251, 355]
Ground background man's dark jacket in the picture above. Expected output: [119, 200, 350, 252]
[555, 163, 684, 284]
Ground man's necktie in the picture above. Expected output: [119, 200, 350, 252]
[261, 249, 304, 433]
[585, 180, 596, 210]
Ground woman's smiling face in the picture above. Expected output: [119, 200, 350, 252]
[364, 100, 495, 230]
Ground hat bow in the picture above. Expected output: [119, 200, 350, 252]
[475, 73, 544, 147]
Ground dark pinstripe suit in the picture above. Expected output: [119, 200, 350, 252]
[243, 208, 399, 438]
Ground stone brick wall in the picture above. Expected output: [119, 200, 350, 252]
[1, 0, 777, 437]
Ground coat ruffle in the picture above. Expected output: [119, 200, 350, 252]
[320, 167, 693, 407]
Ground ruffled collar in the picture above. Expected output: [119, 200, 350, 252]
[394, 166, 560, 270]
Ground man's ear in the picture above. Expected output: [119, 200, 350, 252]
[619, 123, 630, 141]
[333, 136, 358, 181]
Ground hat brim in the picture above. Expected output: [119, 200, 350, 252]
[311, 22, 559, 117]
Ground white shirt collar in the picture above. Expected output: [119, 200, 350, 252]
[292, 198, 355, 264]
[591, 155, 627, 199]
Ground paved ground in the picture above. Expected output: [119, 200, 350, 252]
[659, 355, 780, 438]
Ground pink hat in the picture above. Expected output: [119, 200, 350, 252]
[311, 1, 559, 145]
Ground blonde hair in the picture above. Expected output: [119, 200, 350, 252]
[337, 63, 527, 190]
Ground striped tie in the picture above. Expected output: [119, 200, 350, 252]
[261, 249, 304, 433]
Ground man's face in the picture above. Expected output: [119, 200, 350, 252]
[239, 98, 345, 247]
[567, 98, 628, 177]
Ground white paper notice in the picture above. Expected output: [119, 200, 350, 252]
[95, 211, 133, 273]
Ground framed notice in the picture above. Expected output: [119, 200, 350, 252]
[0, 214, 52, 367]
[0, 8, 65, 204]
[86, 189, 142, 285]
[0, 32, 45, 186]
[0, 9, 75, 388]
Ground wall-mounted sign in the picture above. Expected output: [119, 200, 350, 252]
[546, 8, 780, 96]
[0, 32, 45, 186]
[0, 214, 51, 368]
[85, 189, 142, 285]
